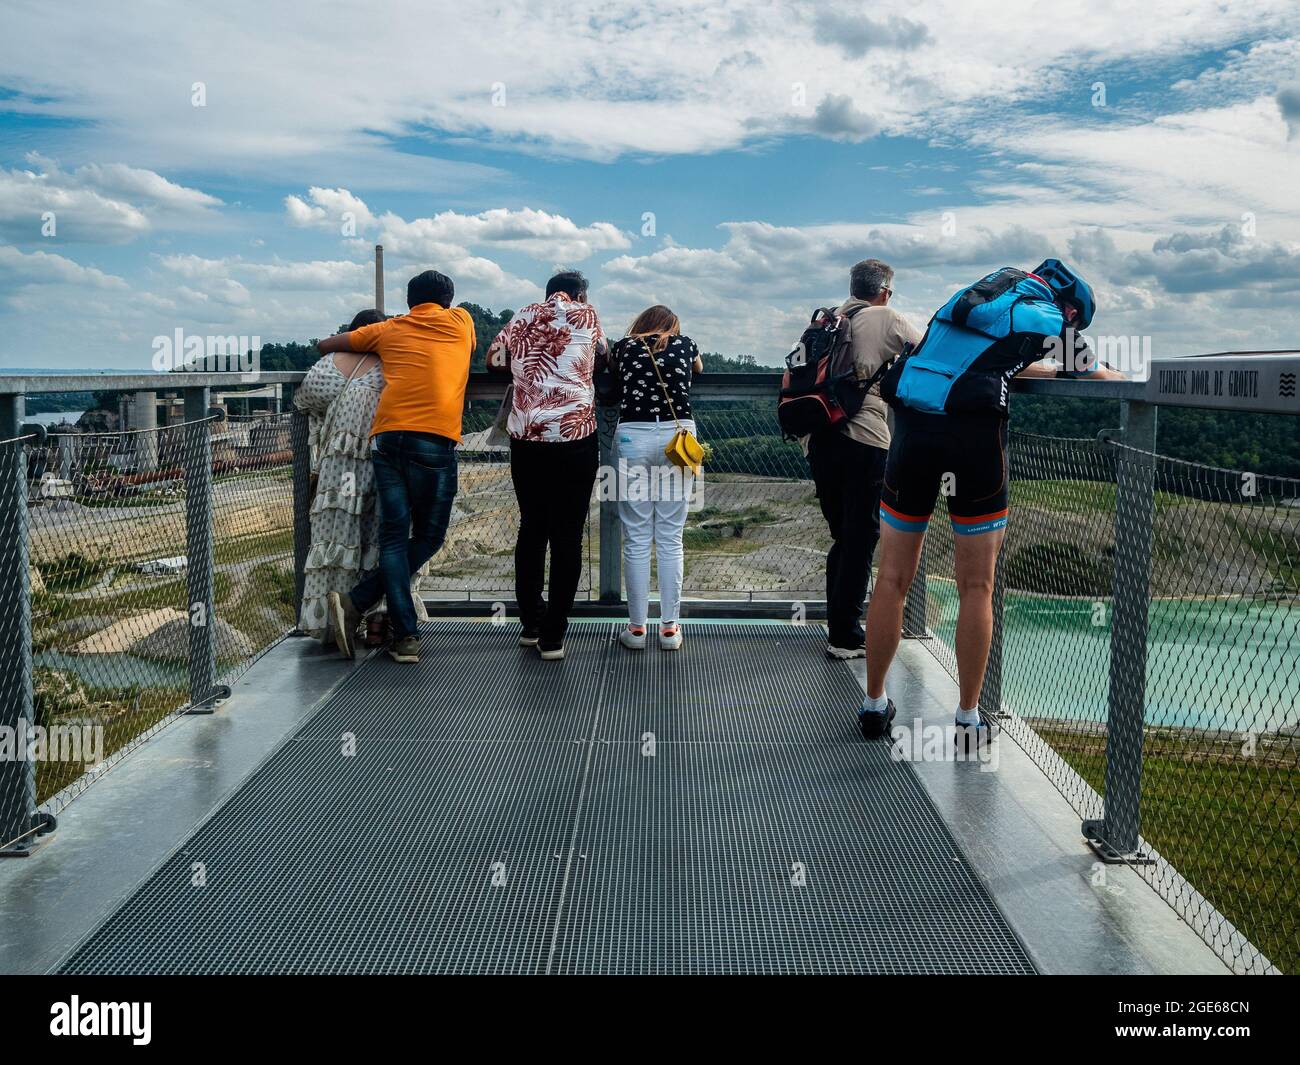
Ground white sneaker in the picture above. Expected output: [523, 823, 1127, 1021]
[659, 623, 683, 651]
[619, 625, 647, 650]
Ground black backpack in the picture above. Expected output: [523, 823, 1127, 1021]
[777, 307, 895, 439]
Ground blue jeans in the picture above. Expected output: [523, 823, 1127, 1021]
[350, 431, 458, 640]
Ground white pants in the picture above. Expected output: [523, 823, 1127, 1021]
[616, 420, 695, 627]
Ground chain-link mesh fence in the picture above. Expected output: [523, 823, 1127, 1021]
[919, 428, 1299, 974]
[209, 413, 297, 678]
[0, 433, 38, 853]
[427, 403, 595, 600]
[681, 403, 818, 600]
[422, 401, 817, 603]
[14, 412, 295, 827]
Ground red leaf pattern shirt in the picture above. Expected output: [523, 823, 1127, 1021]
[490, 295, 603, 442]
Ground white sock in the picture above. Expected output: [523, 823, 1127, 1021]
[955, 706, 981, 725]
[862, 692, 888, 714]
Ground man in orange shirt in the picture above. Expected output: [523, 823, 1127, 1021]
[317, 269, 475, 664]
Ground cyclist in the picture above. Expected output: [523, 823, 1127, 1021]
[859, 259, 1123, 744]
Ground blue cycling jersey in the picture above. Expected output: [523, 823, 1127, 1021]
[884, 268, 1079, 417]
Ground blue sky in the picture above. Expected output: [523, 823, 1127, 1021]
[1, 0, 1298, 370]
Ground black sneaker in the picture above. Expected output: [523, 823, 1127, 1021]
[826, 640, 866, 660]
[538, 641, 565, 661]
[388, 635, 420, 664]
[954, 711, 999, 753]
[858, 697, 896, 739]
[519, 628, 540, 647]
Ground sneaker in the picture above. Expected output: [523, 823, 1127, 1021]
[826, 640, 866, 660]
[388, 635, 420, 664]
[518, 628, 540, 648]
[659, 623, 683, 651]
[619, 625, 647, 650]
[538, 641, 565, 660]
[858, 697, 896, 739]
[329, 591, 362, 659]
[954, 711, 999, 752]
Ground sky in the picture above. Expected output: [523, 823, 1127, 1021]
[1, 0, 1298, 371]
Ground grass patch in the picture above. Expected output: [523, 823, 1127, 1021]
[1036, 724, 1299, 974]
[1231, 521, 1300, 595]
[36, 550, 110, 593]
[214, 528, 293, 566]
[33, 668, 189, 802]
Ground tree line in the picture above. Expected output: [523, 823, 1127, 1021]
[39, 300, 1300, 479]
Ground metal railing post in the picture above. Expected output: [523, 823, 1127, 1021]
[284, 386, 311, 621]
[902, 538, 928, 636]
[979, 550, 1005, 717]
[597, 402, 621, 604]
[183, 388, 218, 711]
[1085, 399, 1156, 862]
[0, 394, 52, 854]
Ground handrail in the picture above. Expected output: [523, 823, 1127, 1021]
[3, 350, 1296, 414]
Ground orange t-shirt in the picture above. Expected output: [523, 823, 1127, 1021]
[350, 303, 475, 441]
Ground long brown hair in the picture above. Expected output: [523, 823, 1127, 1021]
[626, 304, 680, 353]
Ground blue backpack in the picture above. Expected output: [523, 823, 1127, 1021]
[882, 268, 1065, 416]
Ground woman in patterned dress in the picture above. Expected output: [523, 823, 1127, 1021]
[294, 309, 428, 642]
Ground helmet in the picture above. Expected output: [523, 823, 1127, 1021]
[1032, 258, 1095, 330]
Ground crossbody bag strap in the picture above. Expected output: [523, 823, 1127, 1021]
[641, 336, 686, 432]
[317, 354, 376, 456]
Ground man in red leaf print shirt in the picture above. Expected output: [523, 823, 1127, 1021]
[486, 270, 603, 659]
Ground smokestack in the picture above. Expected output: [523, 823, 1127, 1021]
[375, 244, 385, 316]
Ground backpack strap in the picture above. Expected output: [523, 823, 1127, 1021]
[949, 268, 1028, 328]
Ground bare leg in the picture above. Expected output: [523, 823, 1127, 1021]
[864, 524, 926, 700]
[952, 528, 1005, 709]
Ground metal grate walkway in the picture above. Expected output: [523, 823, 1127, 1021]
[58, 622, 1034, 974]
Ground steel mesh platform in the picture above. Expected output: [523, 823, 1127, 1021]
[58, 622, 1034, 974]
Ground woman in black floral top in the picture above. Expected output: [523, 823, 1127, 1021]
[606, 306, 704, 652]
[612, 331, 701, 424]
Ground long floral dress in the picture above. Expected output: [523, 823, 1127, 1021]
[294, 355, 386, 641]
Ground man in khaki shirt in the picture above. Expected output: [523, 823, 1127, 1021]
[809, 258, 922, 658]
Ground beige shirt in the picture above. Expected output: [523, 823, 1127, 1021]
[836, 298, 923, 450]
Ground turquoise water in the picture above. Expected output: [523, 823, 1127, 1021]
[34, 651, 187, 692]
[928, 585, 1300, 733]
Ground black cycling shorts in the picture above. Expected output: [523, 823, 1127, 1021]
[880, 410, 1009, 536]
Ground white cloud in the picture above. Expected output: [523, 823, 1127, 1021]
[0, 244, 127, 289]
[380, 207, 630, 262]
[2, 0, 1293, 167]
[0, 154, 220, 244]
[284, 187, 377, 234]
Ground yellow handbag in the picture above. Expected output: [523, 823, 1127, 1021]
[642, 337, 709, 476]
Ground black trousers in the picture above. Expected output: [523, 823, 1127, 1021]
[510, 434, 599, 644]
[807, 428, 888, 646]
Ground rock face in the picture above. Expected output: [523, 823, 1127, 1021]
[129, 616, 253, 663]
[75, 409, 121, 433]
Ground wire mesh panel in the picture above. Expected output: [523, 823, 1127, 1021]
[413, 402, 816, 604]
[919, 428, 1299, 974]
[0, 435, 37, 852]
[422, 403, 595, 600]
[680, 404, 818, 601]
[23, 414, 296, 812]
[208, 413, 296, 683]
[27, 423, 193, 807]
[1136, 447, 1297, 975]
